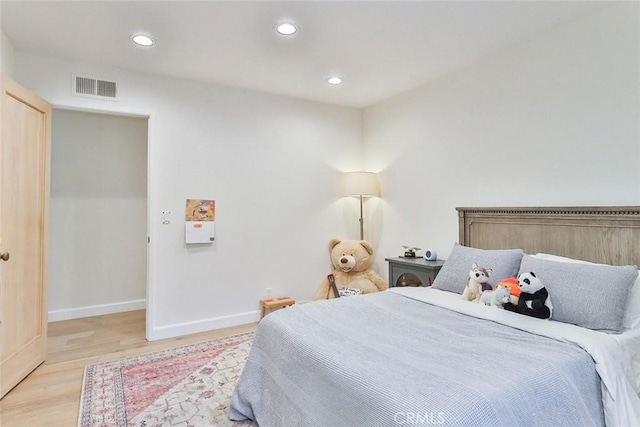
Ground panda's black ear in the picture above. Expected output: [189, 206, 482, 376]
[530, 272, 536, 277]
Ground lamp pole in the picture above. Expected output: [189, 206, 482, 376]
[359, 194, 364, 240]
[343, 171, 379, 242]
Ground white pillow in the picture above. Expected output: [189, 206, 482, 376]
[533, 253, 640, 329]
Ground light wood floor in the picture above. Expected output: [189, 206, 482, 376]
[0, 310, 258, 427]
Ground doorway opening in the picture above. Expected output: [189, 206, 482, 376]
[49, 109, 149, 327]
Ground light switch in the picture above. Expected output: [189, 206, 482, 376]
[162, 211, 171, 224]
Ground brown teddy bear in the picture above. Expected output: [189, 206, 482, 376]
[314, 238, 388, 300]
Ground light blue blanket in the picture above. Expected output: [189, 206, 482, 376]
[230, 291, 603, 426]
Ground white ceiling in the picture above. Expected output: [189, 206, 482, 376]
[1, 1, 612, 108]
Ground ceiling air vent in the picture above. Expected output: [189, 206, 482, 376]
[72, 74, 118, 101]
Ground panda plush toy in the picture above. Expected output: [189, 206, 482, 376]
[503, 272, 553, 319]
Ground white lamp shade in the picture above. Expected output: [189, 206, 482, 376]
[343, 171, 380, 197]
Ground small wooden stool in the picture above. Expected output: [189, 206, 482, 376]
[260, 297, 295, 319]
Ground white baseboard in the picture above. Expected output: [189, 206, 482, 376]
[48, 299, 146, 322]
[147, 310, 260, 341]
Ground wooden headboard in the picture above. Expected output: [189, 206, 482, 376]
[457, 206, 640, 267]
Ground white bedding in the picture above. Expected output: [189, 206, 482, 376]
[390, 287, 640, 427]
[613, 327, 640, 392]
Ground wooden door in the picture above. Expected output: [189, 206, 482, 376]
[0, 75, 51, 398]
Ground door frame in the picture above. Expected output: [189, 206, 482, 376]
[50, 102, 155, 341]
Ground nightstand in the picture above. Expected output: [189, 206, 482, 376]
[385, 257, 446, 287]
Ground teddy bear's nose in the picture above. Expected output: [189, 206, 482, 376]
[475, 273, 480, 277]
[340, 257, 348, 264]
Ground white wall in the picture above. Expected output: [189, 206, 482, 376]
[14, 53, 363, 339]
[1, 30, 15, 77]
[363, 4, 640, 272]
[49, 110, 148, 321]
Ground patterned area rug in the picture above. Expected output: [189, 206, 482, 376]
[78, 332, 256, 427]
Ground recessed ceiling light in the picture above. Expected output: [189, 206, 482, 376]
[132, 34, 154, 47]
[327, 77, 343, 85]
[276, 23, 297, 36]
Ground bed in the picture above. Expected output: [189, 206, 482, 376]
[230, 206, 640, 426]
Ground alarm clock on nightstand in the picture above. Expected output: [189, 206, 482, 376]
[423, 248, 438, 261]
